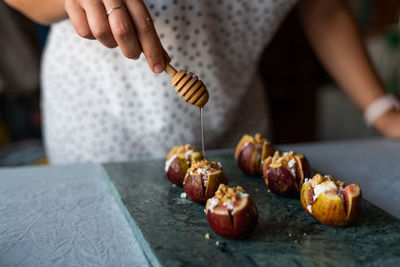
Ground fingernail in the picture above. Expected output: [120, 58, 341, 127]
[154, 63, 164, 73]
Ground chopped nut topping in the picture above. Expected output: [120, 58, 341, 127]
[214, 184, 249, 203]
[335, 180, 346, 188]
[255, 133, 263, 143]
[166, 144, 202, 162]
[187, 160, 220, 175]
[309, 173, 346, 189]
[178, 144, 197, 155]
[310, 174, 325, 188]
[185, 160, 226, 191]
[268, 151, 297, 168]
[186, 160, 222, 188]
[253, 133, 271, 145]
[309, 173, 346, 202]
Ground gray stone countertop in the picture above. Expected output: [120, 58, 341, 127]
[0, 138, 399, 266]
[104, 137, 400, 267]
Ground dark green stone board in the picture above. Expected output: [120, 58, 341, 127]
[103, 152, 400, 267]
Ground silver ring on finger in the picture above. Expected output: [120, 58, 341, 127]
[106, 6, 125, 17]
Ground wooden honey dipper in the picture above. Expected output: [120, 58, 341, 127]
[164, 63, 209, 108]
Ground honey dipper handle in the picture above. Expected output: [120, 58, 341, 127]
[165, 63, 177, 77]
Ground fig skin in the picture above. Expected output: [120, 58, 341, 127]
[183, 160, 228, 205]
[166, 156, 188, 186]
[165, 145, 203, 186]
[206, 185, 258, 239]
[235, 133, 274, 176]
[265, 167, 298, 197]
[300, 174, 362, 227]
[262, 151, 312, 197]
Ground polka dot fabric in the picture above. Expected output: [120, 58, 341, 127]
[42, 0, 298, 164]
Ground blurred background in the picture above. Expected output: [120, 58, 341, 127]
[0, 0, 399, 165]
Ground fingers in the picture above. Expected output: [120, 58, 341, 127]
[162, 47, 171, 63]
[104, 0, 141, 59]
[126, 0, 165, 73]
[65, 0, 94, 39]
[66, 0, 168, 73]
[83, 0, 117, 48]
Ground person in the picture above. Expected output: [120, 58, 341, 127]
[4, 0, 400, 164]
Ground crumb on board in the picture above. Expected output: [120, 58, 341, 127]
[303, 233, 307, 235]
[172, 184, 177, 187]
[205, 233, 210, 239]
[180, 192, 187, 198]
[288, 233, 292, 237]
[294, 240, 298, 243]
[267, 189, 271, 193]
[216, 241, 220, 246]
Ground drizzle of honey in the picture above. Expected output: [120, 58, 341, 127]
[200, 107, 205, 158]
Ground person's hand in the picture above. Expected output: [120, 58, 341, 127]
[375, 109, 400, 139]
[65, 0, 170, 73]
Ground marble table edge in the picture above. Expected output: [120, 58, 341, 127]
[99, 165, 159, 267]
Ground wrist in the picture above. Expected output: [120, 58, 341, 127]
[363, 94, 400, 127]
[374, 109, 400, 139]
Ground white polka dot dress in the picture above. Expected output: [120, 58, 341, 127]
[42, 0, 298, 164]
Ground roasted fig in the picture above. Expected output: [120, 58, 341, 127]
[205, 184, 258, 239]
[183, 160, 228, 204]
[165, 145, 203, 186]
[235, 133, 274, 176]
[262, 151, 312, 197]
[300, 174, 362, 226]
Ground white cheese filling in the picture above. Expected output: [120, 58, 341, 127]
[208, 193, 249, 216]
[196, 167, 210, 177]
[224, 199, 233, 210]
[183, 149, 194, 164]
[190, 163, 222, 187]
[287, 158, 297, 177]
[223, 200, 234, 215]
[338, 186, 344, 199]
[189, 167, 210, 187]
[217, 162, 222, 169]
[165, 150, 195, 173]
[239, 192, 249, 198]
[225, 194, 249, 215]
[207, 198, 220, 213]
[305, 176, 345, 214]
[164, 154, 177, 172]
[313, 181, 338, 202]
[307, 205, 312, 214]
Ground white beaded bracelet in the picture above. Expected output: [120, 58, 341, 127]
[364, 94, 400, 126]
